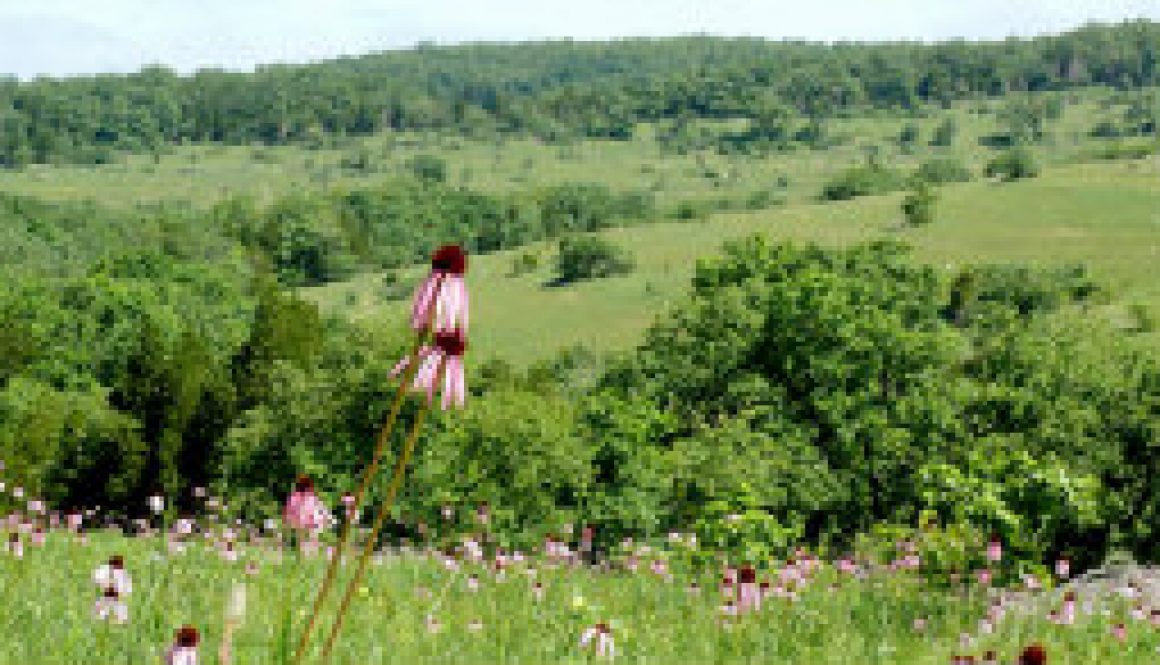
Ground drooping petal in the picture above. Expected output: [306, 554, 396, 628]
[410, 274, 441, 331]
[453, 357, 466, 408]
[441, 360, 455, 411]
[456, 278, 469, 334]
[390, 345, 435, 379]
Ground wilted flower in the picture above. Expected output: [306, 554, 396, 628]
[165, 625, 199, 665]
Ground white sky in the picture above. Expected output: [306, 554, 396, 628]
[2, 0, 1158, 79]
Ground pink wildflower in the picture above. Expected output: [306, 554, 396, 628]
[1112, 622, 1127, 641]
[283, 476, 334, 533]
[737, 566, 760, 613]
[986, 535, 1002, 563]
[389, 329, 467, 409]
[411, 244, 469, 334]
[1055, 557, 1070, 579]
[579, 623, 615, 659]
[165, 625, 199, 665]
[94, 587, 129, 624]
[7, 533, 22, 559]
[93, 556, 133, 595]
[1060, 591, 1076, 625]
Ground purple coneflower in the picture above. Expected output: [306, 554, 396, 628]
[7, 533, 22, 559]
[94, 587, 129, 624]
[986, 535, 1002, 563]
[411, 244, 469, 334]
[1018, 644, 1046, 665]
[283, 476, 334, 533]
[93, 555, 133, 595]
[165, 625, 199, 665]
[579, 623, 615, 659]
[737, 565, 760, 613]
[389, 329, 468, 410]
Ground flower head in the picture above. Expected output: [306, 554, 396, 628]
[165, 625, 199, 665]
[389, 329, 468, 410]
[1018, 644, 1047, 665]
[411, 245, 469, 334]
[283, 478, 334, 533]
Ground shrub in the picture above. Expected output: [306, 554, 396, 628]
[984, 148, 1039, 181]
[406, 154, 447, 184]
[554, 235, 635, 284]
[902, 182, 937, 226]
[1089, 120, 1123, 139]
[820, 165, 906, 201]
[929, 117, 957, 147]
[914, 157, 972, 185]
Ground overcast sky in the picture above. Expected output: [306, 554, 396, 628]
[2, 0, 1158, 79]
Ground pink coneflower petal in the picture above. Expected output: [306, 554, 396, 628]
[410, 274, 441, 331]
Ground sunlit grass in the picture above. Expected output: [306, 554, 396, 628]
[4, 530, 1160, 664]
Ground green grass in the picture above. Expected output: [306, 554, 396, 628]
[302, 157, 1160, 367]
[5, 532, 1160, 664]
[0, 90, 1152, 212]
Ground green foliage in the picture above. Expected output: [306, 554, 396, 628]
[820, 164, 907, 201]
[0, 378, 145, 507]
[914, 157, 972, 185]
[406, 154, 447, 184]
[508, 250, 540, 276]
[897, 123, 921, 151]
[691, 494, 802, 566]
[985, 148, 1040, 181]
[901, 182, 937, 226]
[929, 117, 956, 147]
[917, 441, 1105, 565]
[554, 235, 636, 284]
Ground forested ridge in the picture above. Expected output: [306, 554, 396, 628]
[1, 20, 1158, 165]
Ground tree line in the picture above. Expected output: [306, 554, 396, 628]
[1, 20, 1158, 166]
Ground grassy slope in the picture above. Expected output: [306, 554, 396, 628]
[0, 91, 1149, 211]
[301, 158, 1160, 368]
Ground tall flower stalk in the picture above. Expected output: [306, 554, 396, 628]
[318, 329, 467, 663]
[291, 245, 469, 664]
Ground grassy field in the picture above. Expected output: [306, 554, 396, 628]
[302, 157, 1160, 367]
[5, 528, 1160, 665]
[0, 90, 1151, 212]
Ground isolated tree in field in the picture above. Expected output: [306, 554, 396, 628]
[985, 148, 1040, 181]
[902, 181, 937, 226]
[555, 235, 635, 284]
[929, 117, 956, 147]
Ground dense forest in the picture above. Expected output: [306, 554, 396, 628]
[1, 20, 1158, 166]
